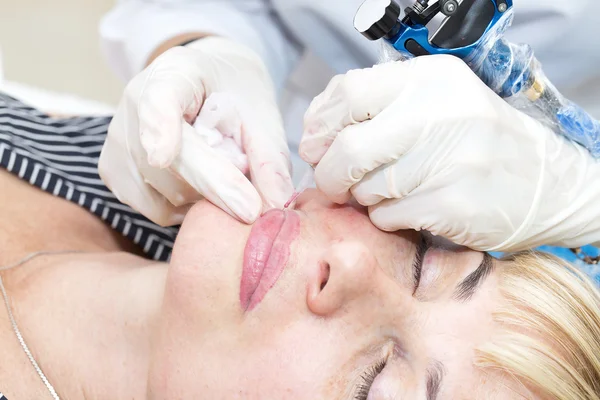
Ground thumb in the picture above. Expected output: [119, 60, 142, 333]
[349, 149, 428, 207]
[313, 98, 425, 204]
[170, 123, 263, 224]
[238, 101, 294, 210]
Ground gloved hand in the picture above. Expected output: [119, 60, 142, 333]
[99, 37, 293, 226]
[300, 55, 600, 252]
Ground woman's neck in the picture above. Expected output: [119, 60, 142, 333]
[0, 252, 167, 399]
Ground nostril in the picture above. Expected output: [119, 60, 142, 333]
[307, 261, 336, 316]
[320, 262, 330, 291]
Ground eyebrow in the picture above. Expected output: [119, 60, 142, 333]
[452, 252, 494, 302]
[426, 360, 445, 400]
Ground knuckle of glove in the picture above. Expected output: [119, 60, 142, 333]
[411, 55, 483, 102]
[412, 54, 472, 80]
[344, 63, 403, 120]
[335, 130, 368, 167]
[304, 75, 345, 123]
[337, 69, 384, 120]
[156, 45, 195, 64]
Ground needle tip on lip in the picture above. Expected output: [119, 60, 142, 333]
[284, 192, 301, 209]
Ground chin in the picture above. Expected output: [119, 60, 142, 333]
[172, 199, 249, 261]
[166, 199, 251, 318]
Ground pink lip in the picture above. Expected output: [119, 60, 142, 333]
[240, 209, 301, 311]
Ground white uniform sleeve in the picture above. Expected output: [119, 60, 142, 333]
[99, 0, 301, 91]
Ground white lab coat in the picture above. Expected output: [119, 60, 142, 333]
[100, 0, 600, 181]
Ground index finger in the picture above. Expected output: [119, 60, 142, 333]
[240, 104, 295, 211]
[300, 61, 410, 165]
[314, 95, 425, 204]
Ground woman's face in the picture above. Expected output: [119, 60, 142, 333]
[149, 190, 520, 399]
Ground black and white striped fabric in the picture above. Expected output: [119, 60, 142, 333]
[0, 93, 178, 261]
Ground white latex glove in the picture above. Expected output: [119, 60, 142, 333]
[99, 37, 293, 226]
[300, 55, 600, 252]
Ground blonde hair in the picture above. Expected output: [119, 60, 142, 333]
[476, 251, 600, 399]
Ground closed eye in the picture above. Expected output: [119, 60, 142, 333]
[412, 234, 429, 295]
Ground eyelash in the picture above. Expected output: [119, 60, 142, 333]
[412, 235, 429, 295]
[354, 359, 387, 400]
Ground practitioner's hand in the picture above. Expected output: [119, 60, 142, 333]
[99, 37, 293, 226]
[300, 55, 600, 252]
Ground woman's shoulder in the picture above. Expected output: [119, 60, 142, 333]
[0, 93, 177, 262]
[0, 168, 120, 263]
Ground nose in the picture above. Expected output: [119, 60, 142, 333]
[306, 240, 388, 316]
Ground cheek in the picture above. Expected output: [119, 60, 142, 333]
[167, 201, 249, 316]
[149, 319, 335, 398]
[424, 299, 496, 353]
[171, 200, 248, 269]
[235, 320, 340, 398]
[417, 299, 498, 396]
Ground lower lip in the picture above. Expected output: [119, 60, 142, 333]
[240, 209, 301, 311]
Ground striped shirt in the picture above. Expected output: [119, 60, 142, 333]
[0, 93, 178, 261]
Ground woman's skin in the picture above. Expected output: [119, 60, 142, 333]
[0, 169, 161, 399]
[0, 168, 528, 399]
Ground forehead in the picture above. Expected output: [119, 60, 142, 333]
[438, 281, 535, 399]
[460, 368, 534, 399]
[410, 262, 508, 398]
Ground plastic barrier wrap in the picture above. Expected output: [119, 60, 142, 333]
[379, 9, 600, 157]
[465, 10, 600, 157]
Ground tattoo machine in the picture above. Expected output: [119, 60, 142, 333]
[354, 0, 600, 158]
